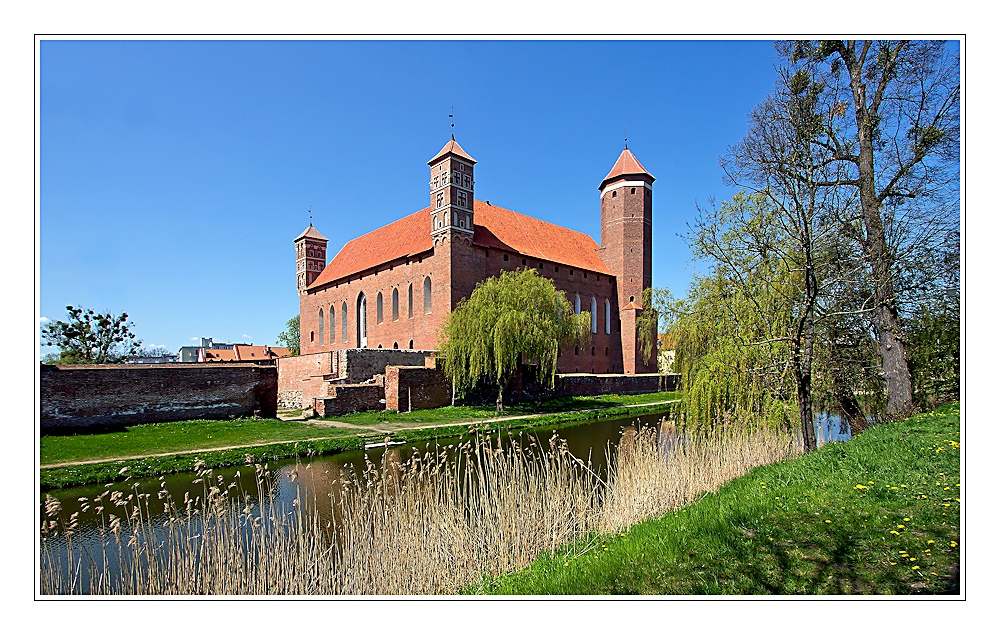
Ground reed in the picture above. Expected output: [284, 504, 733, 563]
[40, 419, 800, 595]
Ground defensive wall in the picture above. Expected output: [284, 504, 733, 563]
[40, 363, 277, 433]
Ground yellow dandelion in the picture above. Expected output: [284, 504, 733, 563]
[868, 481, 874, 485]
[564, 562, 569, 567]
[897, 524, 905, 529]
[855, 484, 867, 490]
[825, 520, 832, 524]
[903, 517, 910, 521]
[909, 557, 917, 562]
[890, 530, 900, 535]
[950, 541, 958, 547]
[912, 565, 920, 570]
[927, 540, 935, 545]
[890, 561, 897, 566]
[931, 572, 939, 576]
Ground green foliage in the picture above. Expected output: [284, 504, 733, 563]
[907, 298, 960, 408]
[440, 268, 590, 411]
[277, 314, 300, 355]
[634, 288, 659, 366]
[41, 305, 142, 364]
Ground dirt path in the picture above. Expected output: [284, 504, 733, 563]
[41, 400, 679, 470]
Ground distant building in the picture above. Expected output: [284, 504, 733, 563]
[198, 344, 292, 364]
[125, 353, 180, 364]
[178, 338, 252, 362]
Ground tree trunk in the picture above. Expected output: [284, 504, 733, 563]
[846, 43, 915, 418]
[794, 319, 818, 453]
[496, 383, 504, 415]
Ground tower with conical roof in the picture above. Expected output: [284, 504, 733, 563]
[294, 223, 329, 293]
[598, 145, 656, 374]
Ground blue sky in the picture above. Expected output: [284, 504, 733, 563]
[39, 38, 805, 354]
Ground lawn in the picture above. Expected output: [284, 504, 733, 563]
[472, 402, 961, 595]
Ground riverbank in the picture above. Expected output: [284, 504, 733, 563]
[39, 392, 679, 490]
[470, 402, 961, 595]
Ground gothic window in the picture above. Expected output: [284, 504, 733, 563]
[330, 305, 336, 344]
[408, 284, 413, 318]
[376, 292, 384, 324]
[574, 294, 581, 315]
[605, 299, 611, 334]
[392, 288, 399, 321]
[357, 293, 367, 347]
[318, 309, 325, 344]
[341, 302, 348, 342]
[591, 297, 598, 333]
[424, 277, 432, 314]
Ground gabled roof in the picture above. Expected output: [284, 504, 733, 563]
[307, 199, 611, 290]
[295, 224, 328, 242]
[199, 348, 237, 362]
[600, 148, 654, 189]
[428, 137, 476, 164]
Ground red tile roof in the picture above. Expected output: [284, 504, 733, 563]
[308, 200, 611, 289]
[600, 148, 654, 189]
[428, 137, 476, 164]
[234, 345, 292, 360]
[199, 348, 237, 362]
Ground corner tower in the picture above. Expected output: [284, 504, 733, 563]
[428, 135, 476, 239]
[294, 224, 328, 294]
[598, 146, 655, 374]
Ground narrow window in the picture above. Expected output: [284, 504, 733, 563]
[631, 187, 636, 194]
[605, 299, 611, 334]
[310, 331, 314, 342]
[330, 305, 336, 344]
[424, 277, 432, 314]
[392, 288, 399, 321]
[408, 339, 414, 349]
[591, 346, 596, 356]
[408, 284, 413, 318]
[318, 309, 325, 344]
[574, 294, 581, 314]
[504, 254, 509, 262]
[605, 346, 609, 356]
[393, 342, 398, 349]
[357, 293, 367, 347]
[376, 292, 384, 324]
[591, 297, 598, 333]
[575, 346, 579, 356]
[341, 302, 348, 342]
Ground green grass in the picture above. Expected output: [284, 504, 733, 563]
[39, 392, 680, 491]
[328, 391, 680, 426]
[470, 402, 961, 595]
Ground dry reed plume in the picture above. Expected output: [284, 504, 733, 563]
[40, 420, 800, 595]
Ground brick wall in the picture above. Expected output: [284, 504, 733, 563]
[40, 363, 277, 432]
[552, 372, 678, 397]
[314, 384, 385, 416]
[385, 365, 452, 411]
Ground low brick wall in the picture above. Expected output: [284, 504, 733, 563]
[553, 373, 679, 397]
[341, 349, 436, 382]
[277, 352, 338, 408]
[314, 384, 385, 416]
[40, 363, 277, 432]
[385, 365, 452, 412]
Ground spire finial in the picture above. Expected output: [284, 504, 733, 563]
[449, 105, 455, 139]
[308, 206, 313, 226]
[624, 125, 628, 150]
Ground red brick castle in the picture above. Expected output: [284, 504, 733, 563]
[295, 137, 657, 375]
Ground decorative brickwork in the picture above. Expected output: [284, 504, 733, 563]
[40, 363, 277, 432]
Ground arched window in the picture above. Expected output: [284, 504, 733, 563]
[424, 277, 432, 314]
[318, 309, 325, 344]
[574, 346, 579, 356]
[376, 292, 384, 324]
[574, 294, 581, 314]
[329, 305, 335, 344]
[393, 342, 398, 349]
[392, 288, 399, 321]
[408, 339, 414, 349]
[591, 346, 596, 356]
[605, 299, 611, 334]
[408, 284, 413, 318]
[591, 297, 598, 333]
[341, 302, 348, 342]
[605, 346, 610, 356]
[357, 292, 367, 347]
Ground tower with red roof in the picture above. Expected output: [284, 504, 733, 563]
[598, 146, 657, 374]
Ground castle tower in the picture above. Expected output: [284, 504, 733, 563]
[428, 135, 476, 238]
[598, 146, 656, 374]
[294, 224, 328, 294]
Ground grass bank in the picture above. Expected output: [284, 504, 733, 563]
[39, 392, 679, 490]
[470, 402, 961, 595]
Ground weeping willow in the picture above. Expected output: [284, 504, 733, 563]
[440, 268, 591, 412]
[670, 260, 799, 431]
